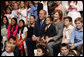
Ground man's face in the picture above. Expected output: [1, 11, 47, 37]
[39, 10, 46, 20]
[64, 19, 70, 26]
[61, 47, 69, 56]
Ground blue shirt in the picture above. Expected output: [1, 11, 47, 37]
[30, 6, 38, 19]
[71, 27, 83, 47]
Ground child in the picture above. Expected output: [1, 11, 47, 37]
[71, 17, 83, 53]
[44, 16, 56, 43]
[16, 20, 28, 56]
[67, 1, 81, 26]
[58, 43, 70, 56]
[7, 17, 18, 40]
[34, 44, 48, 56]
[62, 16, 74, 44]
[1, 42, 15, 56]
[8, 36, 19, 56]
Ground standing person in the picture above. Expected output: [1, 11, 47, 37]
[5, 7, 13, 24]
[67, 1, 81, 26]
[17, 1, 27, 24]
[55, 1, 65, 21]
[7, 17, 18, 40]
[70, 17, 83, 53]
[1, 16, 9, 47]
[16, 20, 28, 56]
[47, 10, 64, 56]
[61, 16, 74, 44]
[30, 1, 43, 19]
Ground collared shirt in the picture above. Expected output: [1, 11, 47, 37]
[63, 25, 74, 43]
[71, 27, 83, 47]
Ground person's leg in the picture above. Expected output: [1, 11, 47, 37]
[77, 45, 82, 53]
[47, 42, 55, 56]
[24, 41, 28, 56]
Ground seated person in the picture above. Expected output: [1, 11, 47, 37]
[70, 17, 83, 53]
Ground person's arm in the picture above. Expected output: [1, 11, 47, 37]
[30, 6, 34, 14]
[23, 32, 27, 41]
[75, 40, 83, 47]
[7, 24, 10, 40]
[52, 23, 64, 41]
[71, 29, 75, 44]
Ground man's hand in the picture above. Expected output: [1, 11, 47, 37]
[46, 37, 53, 43]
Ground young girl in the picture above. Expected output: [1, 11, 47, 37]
[1, 16, 9, 46]
[1, 42, 15, 56]
[67, 1, 81, 26]
[17, 1, 27, 24]
[5, 7, 13, 24]
[16, 20, 28, 56]
[7, 17, 18, 40]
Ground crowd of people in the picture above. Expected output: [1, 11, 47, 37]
[1, 1, 83, 56]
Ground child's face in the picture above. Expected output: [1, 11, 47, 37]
[64, 19, 70, 26]
[61, 47, 69, 56]
[54, 12, 60, 20]
[6, 8, 11, 14]
[46, 18, 51, 25]
[5, 45, 11, 53]
[37, 48, 44, 56]
[9, 38, 15, 44]
[3, 17, 7, 24]
[75, 21, 83, 30]
[30, 16, 35, 24]
[19, 21, 24, 27]
[11, 19, 16, 26]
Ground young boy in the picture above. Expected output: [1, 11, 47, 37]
[70, 17, 83, 53]
[58, 43, 70, 56]
[8, 36, 19, 56]
[62, 16, 74, 44]
[1, 42, 15, 56]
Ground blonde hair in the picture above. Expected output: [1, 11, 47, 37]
[75, 17, 83, 24]
[6, 42, 15, 52]
[28, 14, 36, 28]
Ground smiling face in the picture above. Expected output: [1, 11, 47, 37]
[39, 10, 46, 20]
[18, 21, 24, 28]
[61, 47, 69, 56]
[3, 17, 7, 25]
[37, 48, 44, 56]
[11, 19, 16, 26]
[46, 18, 51, 25]
[54, 12, 60, 21]
[30, 16, 35, 24]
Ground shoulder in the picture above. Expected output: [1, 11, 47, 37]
[24, 27, 28, 31]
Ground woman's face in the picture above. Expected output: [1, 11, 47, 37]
[6, 8, 11, 14]
[3, 17, 7, 24]
[37, 48, 44, 56]
[11, 19, 16, 26]
[20, 1, 25, 8]
[54, 12, 60, 20]
[19, 21, 24, 28]
[30, 16, 35, 24]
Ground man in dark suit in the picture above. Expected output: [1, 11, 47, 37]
[32, 10, 47, 41]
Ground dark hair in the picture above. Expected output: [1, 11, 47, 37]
[64, 16, 72, 22]
[8, 36, 16, 41]
[18, 19, 25, 34]
[1, 16, 9, 29]
[6, 7, 12, 14]
[46, 15, 52, 21]
[60, 43, 70, 49]
[37, 45, 49, 56]
[10, 17, 17, 31]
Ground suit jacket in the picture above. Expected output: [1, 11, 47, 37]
[44, 24, 56, 37]
[33, 19, 46, 38]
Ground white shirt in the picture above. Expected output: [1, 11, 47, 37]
[18, 9, 27, 24]
[18, 27, 28, 40]
[1, 51, 14, 56]
[63, 25, 74, 43]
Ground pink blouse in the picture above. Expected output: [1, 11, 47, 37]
[7, 24, 18, 40]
